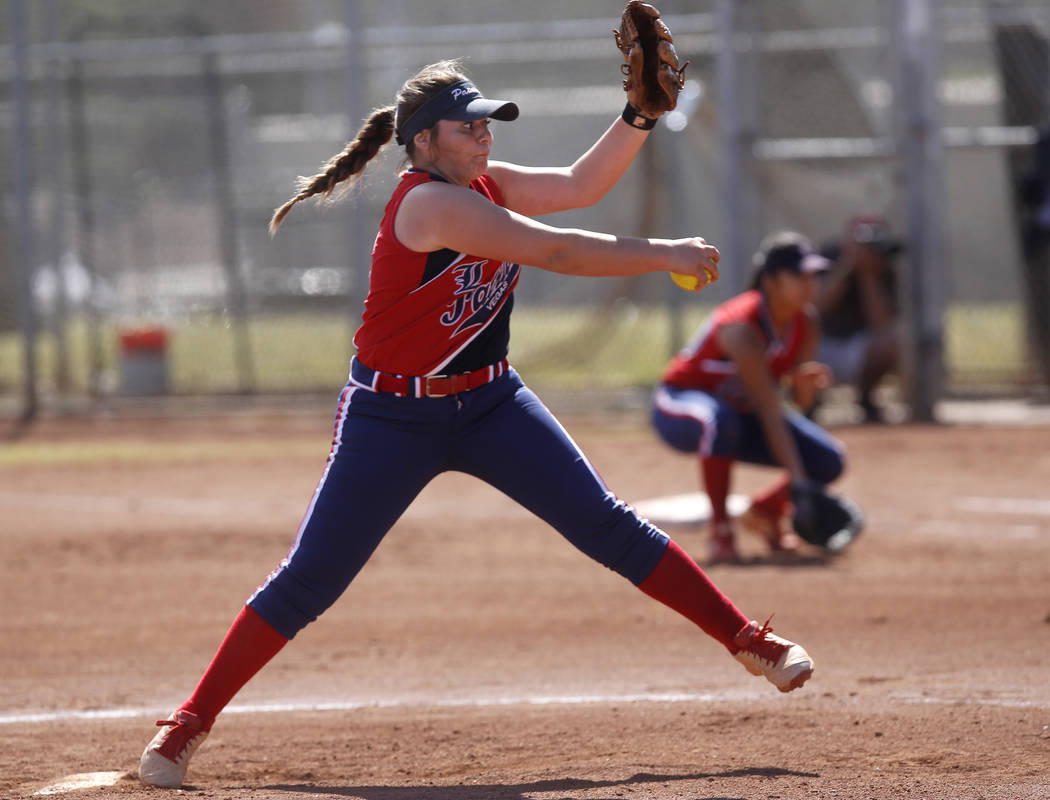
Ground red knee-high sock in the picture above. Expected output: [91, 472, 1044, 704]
[701, 456, 734, 523]
[638, 539, 751, 650]
[180, 605, 288, 730]
[751, 475, 791, 518]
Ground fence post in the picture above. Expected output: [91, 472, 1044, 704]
[11, 0, 38, 422]
[716, 0, 760, 295]
[344, 0, 370, 320]
[43, 0, 71, 396]
[66, 22, 106, 398]
[895, 0, 945, 421]
[202, 46, 257, 394]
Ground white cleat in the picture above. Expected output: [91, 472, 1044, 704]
[139, 709, 209, 788]
[733, 617, 813, 692]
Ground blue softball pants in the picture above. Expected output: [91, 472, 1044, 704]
[650, 383, 846, 484]
[249, 366, 669, 640]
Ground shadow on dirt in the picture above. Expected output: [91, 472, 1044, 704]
[262, 766, 821, 799]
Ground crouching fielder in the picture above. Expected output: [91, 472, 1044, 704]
[652, 232, 849, 563]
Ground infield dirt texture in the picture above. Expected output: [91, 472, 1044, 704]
[2, 407, 1048, 799]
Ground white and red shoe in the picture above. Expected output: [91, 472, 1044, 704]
[708, 520, 741, 564]
[139, 709, 209, 788]
[732, 617, 813, 692]
[739, 502, 801, 553]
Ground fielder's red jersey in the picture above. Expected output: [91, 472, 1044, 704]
[661, 289, 810, 399]
[352, 170, 521, 376]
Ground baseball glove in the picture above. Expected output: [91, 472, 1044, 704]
[790, 479, 865, 553]
[613, 1, 688, 118]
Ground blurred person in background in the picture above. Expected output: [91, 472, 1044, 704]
[651, 231, 847, 564]
[138, 55, 815, 790]
[814, 215, 903, 424]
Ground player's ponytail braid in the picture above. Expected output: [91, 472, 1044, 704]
[269, 59, 469, 235]
[269, 106, 395, 235]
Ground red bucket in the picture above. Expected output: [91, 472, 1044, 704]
[117, 326, 169, 395]
[119, 326, 168, 354]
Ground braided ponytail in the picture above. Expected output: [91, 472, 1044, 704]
[269, 59, 470, 236]
[269, 106, 395, 235]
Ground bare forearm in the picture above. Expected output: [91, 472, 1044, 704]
[815, 268, 851, 315]
[564, 118, 650, 206]
[757, 405, 805, 478]
[488, 118, 650, 216]
[534, 227, 719, 283]
[721, 325, 806, 478]
[857, 272, 894, 327]
[540, 229, 681, 277]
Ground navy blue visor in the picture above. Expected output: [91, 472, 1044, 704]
[762, 241, 831, 275]
[395, 80, 519, 146]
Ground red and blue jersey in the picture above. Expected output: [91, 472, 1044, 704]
[661, 289, 810, 399]
[352, 170, 521, 376]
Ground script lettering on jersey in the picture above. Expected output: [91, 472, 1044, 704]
[440, 260, 520, 335]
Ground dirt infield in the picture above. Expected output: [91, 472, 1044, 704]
[2, 406, 1049, 799]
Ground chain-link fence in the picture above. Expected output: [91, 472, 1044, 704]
[2, 0, 1049, 416]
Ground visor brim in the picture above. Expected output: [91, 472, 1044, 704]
[799, 252, 832, 273]
[445, 98, 519, 123]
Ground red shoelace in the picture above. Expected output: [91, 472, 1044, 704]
[153, 714, 204, 761]
[743, 615, 787, 664]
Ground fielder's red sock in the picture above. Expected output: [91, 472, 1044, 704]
[751, 475, 791, 518]
[701, 456, 734, 525]
[180, 605, 288, 730]
[638, 539, 751, 650]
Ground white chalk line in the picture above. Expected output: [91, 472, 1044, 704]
[894, 693, 1050, 710]
[952, 495, 1050, 517]
[6, 684, 1049, 729]
[6, 489, 1049, 529]
[0, 689, 763, 727]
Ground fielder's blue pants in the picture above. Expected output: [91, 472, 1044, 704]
[650, 383, 846, 484]
[249, 368, 669, 639]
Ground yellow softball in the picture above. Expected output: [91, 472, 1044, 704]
[670, 268, 714, 292]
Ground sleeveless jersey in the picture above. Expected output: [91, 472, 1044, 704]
[660, 289, 810, 399]
[352, 170, 521, 376]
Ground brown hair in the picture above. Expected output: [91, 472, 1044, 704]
[269, 59, 470, 235]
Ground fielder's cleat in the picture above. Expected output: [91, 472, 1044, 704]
[739, 504, 801, 553]
[708, 520, 740, 564]
[732, 616, 813, 692]
[139, 708, 209, 788]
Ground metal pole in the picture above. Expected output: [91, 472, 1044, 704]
[716, 0, 761, 295]
[660, 80, 705, 356]
[43, 0, 71, 395]
[716, 0, 746, 296]
[895, 0, 945, 421]
[11, 0, 38, 421]
[203, 49, 257, 393]
[651, 126, 686, 355]
[345, 0, 369, 318]
[67, 29, 105, 397]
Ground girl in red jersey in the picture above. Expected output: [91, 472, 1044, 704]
[139, 60, 813, 789]
[651, 231, 847, 564]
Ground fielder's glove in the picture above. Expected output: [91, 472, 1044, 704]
[613, 1, 689, 118]
[790, 478, 865, 553]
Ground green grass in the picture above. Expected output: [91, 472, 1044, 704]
[944, 303, 1029, 380]
[0, 302, 1037, 397]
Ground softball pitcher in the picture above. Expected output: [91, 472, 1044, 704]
[139, 36, 814, 790]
